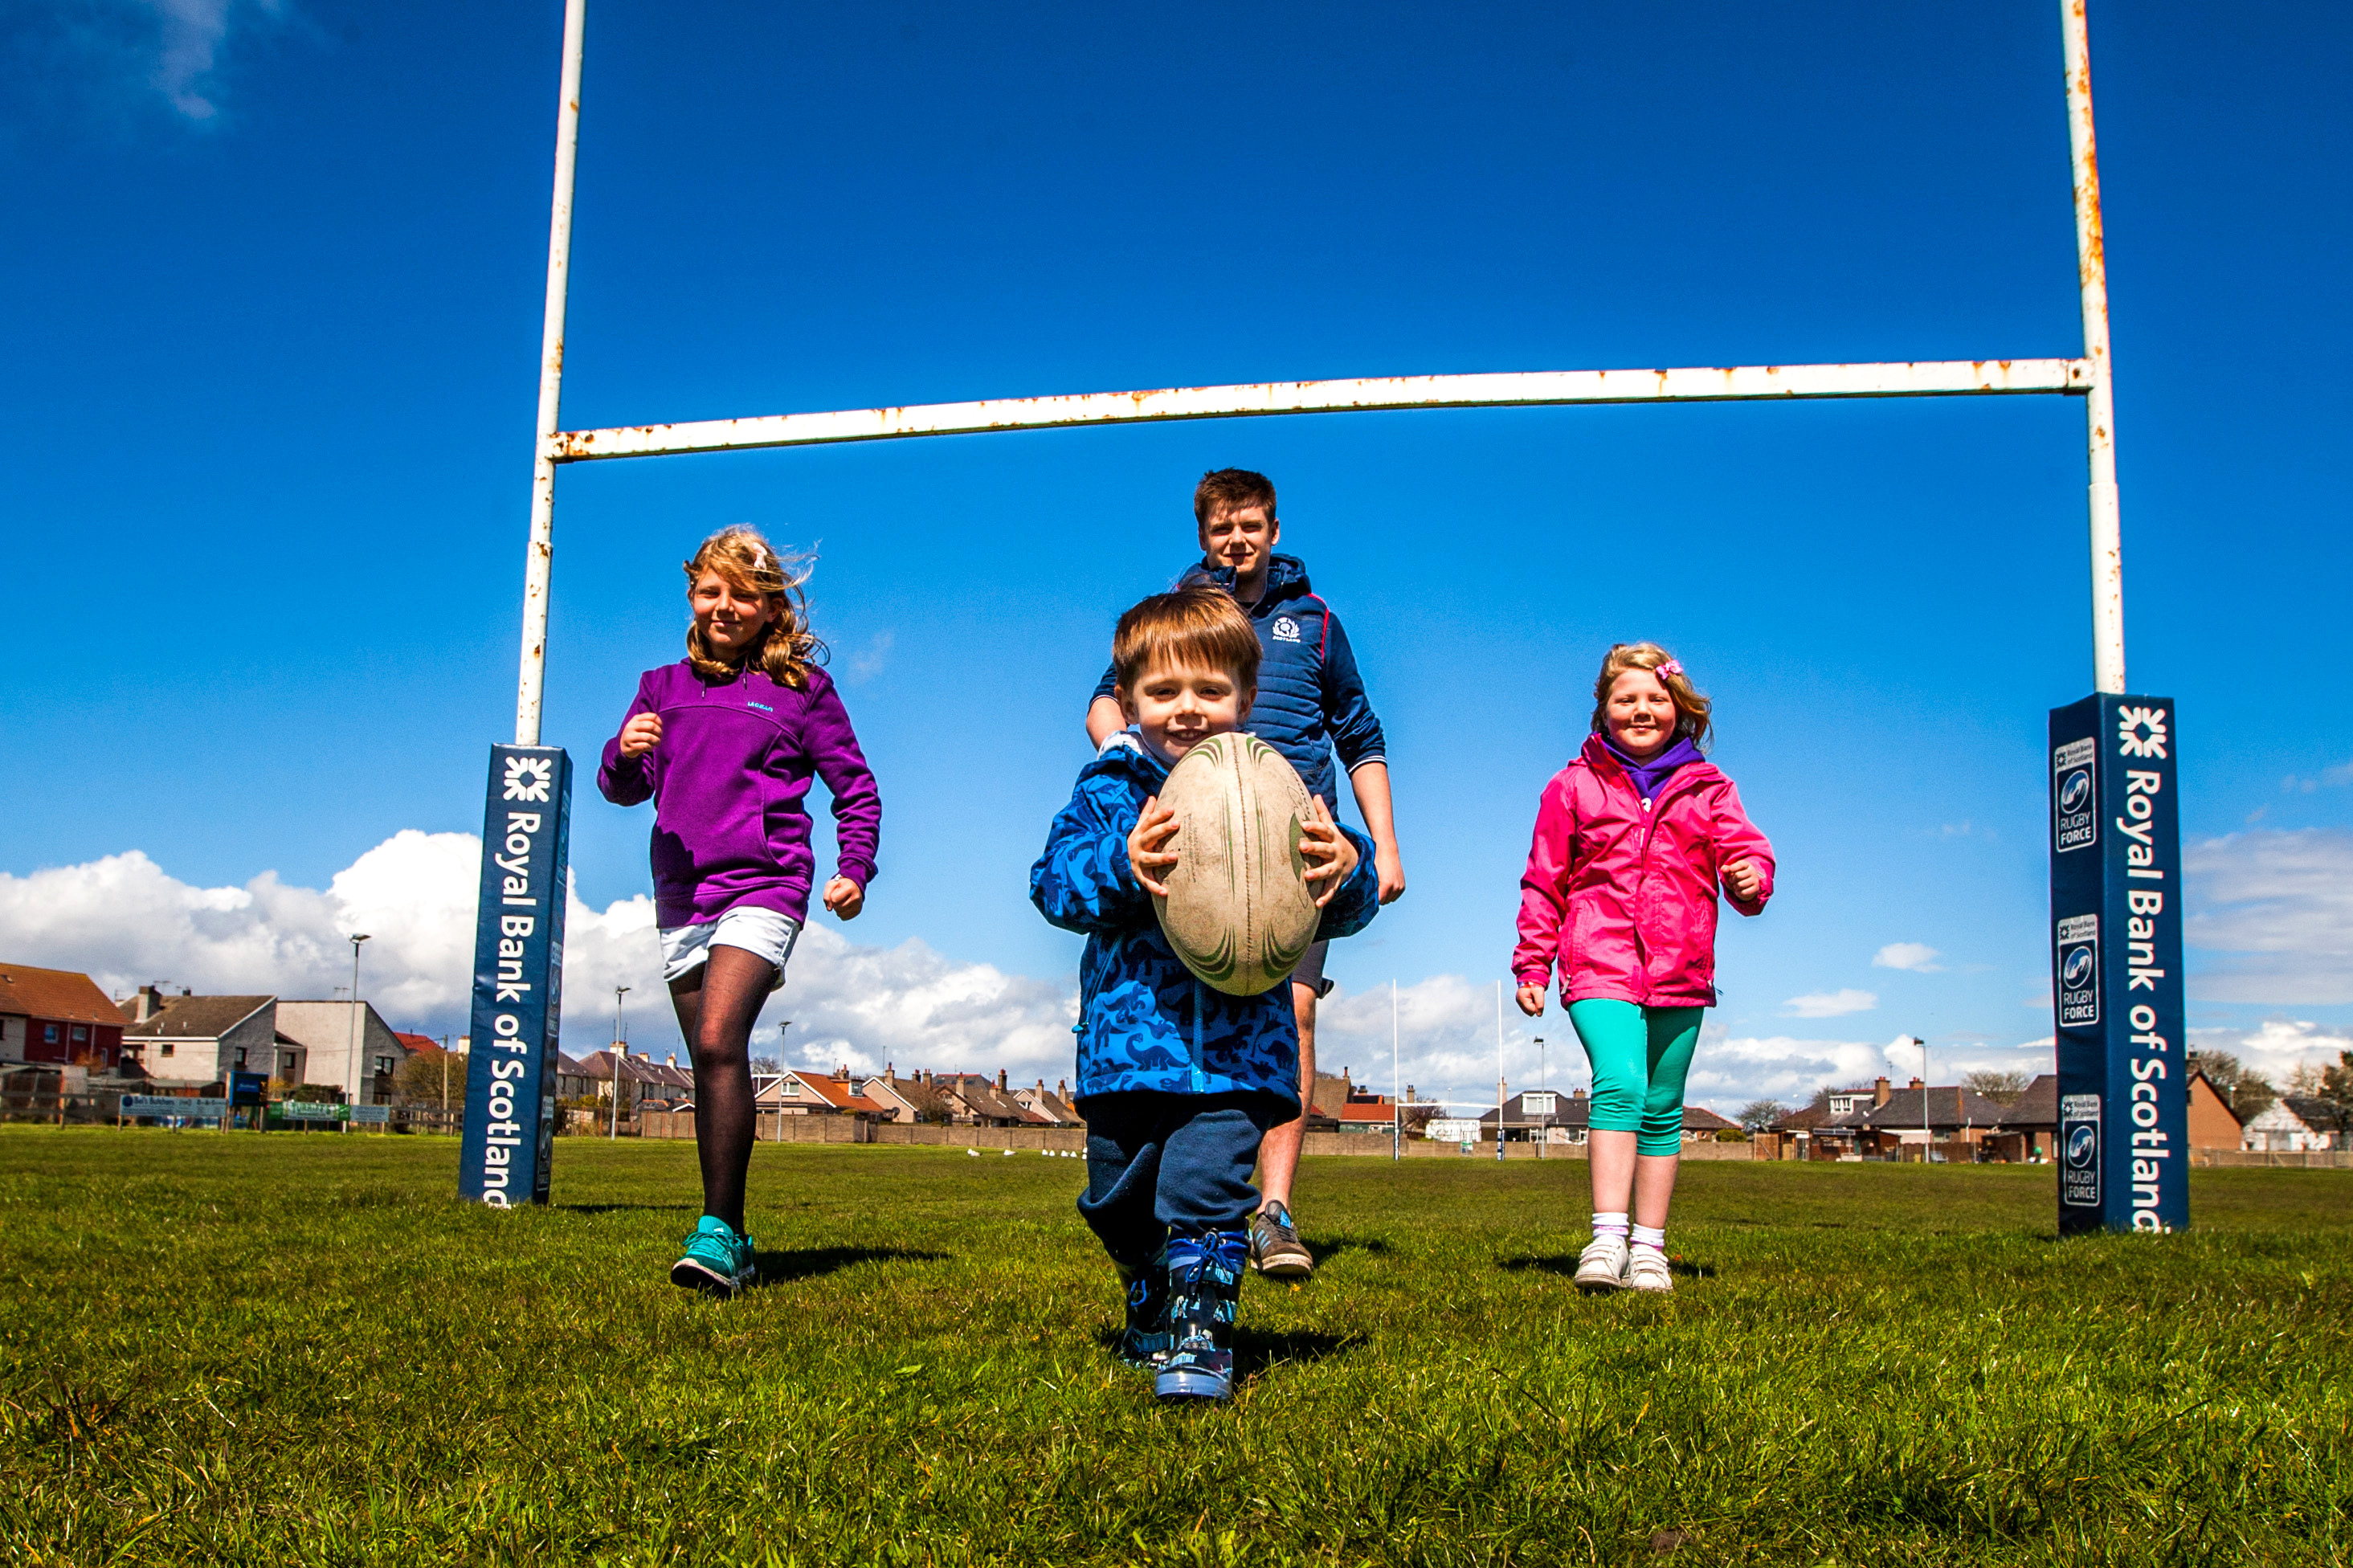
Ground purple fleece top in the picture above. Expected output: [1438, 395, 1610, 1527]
[598, 660, 881, 928]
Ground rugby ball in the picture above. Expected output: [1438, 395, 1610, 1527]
[1151, 733, 1319, 996]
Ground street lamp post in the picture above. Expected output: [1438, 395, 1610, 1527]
[1534, 1037, 1545, 1160]
[774, 1021, 793, 1141]
[1495, 982, 1506, 1165]
[347, 935, 370, 1125]
[611, 986, 630, 1141]
[1910, 1035, 1930, 1162]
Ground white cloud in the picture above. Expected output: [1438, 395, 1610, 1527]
[1872, 942, 1944, 974]
[2187, 1019, 2351, 1088]
[2185, 829, 2353, 1004]
[147, 0, 236, 119]
[0, 834, 1078, 1086]
[1680, 1031, 2049, 1112]
[30, 0, 286, 123]
[1781, 987, 1877, 1019]
[843, 630, 895, 684]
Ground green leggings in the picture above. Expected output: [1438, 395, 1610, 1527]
[1569, 999, 1705, 1157]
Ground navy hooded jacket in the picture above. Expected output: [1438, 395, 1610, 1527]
[1029, 738, 1381, 1108]
[1091, 553, 1386, 811]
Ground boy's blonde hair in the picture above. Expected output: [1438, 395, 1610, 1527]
[1590, 642, 1712, 748]
[1112, 588, 1260, 699]
[682, 526, 825, 688]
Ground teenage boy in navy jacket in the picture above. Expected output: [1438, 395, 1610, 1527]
[1085, 468, 1407, 1279]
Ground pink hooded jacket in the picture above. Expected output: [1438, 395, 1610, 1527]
[1513, 734, 1775, 1008]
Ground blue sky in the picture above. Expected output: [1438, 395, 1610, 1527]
[2, 1, 2347, 1108]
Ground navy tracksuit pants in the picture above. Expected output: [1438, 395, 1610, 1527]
[1076, 1091, 1289, 1267]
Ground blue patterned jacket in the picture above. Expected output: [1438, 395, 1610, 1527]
[1029, 739, 1382, 1109]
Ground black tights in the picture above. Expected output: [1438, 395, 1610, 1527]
[668, 945, 774, 1233]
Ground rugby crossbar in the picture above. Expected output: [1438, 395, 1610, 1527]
[549, 359, 2090, 465]
[514, 0, 2127, 742]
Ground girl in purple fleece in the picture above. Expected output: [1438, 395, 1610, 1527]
[598, 527, 881, 1294]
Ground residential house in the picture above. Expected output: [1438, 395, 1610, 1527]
[577, 1047, 697, 1113]
[117, 989, 276, 1087]
[2, 965, 127, 1069]
[774, 1065, 889, 1118]
[1681, 1105, 1740, 1140]
[858, 1066, 956, 1125]
[1011, 1079, 1083, 1128]
[1983, 1074, 2059, 1163]
[273, 1001, 411, 1107]
[2186, 1070, 2243, 1152]
[933, 1070, 1038, 1127]
[553, 1051, 600, 1102]
[1822, 1080, 2010, 1159]
[1477, 1088, 1583, 1143]
[2242, 1096, 2342, 1154]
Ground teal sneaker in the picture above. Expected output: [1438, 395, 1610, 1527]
[671, 1215, 756, 1296]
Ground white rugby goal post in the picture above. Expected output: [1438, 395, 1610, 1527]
[507, 0, 2128, 743]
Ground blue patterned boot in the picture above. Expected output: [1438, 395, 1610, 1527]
[1115, 1247, 1172, 1369]
[1154, 1229, 1247, 1402]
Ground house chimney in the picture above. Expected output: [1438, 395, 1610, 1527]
[1873, 1076, 1892, 1107]
[667, 1053, 677, 1069]
[836, 1063, 851, 1084]
[1908, 1076, 1923, 1092]
[132, 984, 164, 1022]
[997, 1068, 1008, 1092]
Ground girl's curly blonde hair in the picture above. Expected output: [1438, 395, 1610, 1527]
[1590, 642, 1712, 749]
[683, 526, 826, 688]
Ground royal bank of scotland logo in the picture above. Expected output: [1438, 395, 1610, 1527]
[2117, 706, 2169, 759]
[503, 756, 553, 802]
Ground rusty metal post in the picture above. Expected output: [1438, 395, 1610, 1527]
[2062, 0, 2124, 695]
[516, 0, 587, 746]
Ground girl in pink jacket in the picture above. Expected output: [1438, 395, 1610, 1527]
[1512, 643, 1774, 1293]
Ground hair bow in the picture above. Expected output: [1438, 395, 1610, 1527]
[1655, 659, 1684, 681]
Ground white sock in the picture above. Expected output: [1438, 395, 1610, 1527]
[1630, 1223, 1666, 1254]
[1591, 1211, 1629, 1241]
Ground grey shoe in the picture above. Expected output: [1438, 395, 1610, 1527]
[1248, 1202, 1313, 1280]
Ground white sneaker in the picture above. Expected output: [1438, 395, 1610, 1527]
[1624, 1246, 1674, 1293]
[1573, 1234, 1628, 1290]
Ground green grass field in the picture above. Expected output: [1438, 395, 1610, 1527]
[2, 1129, 2346, 1566]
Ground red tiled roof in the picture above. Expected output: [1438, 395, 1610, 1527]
[393, 1033, 436, 1053]
[1338, 1100, 1398, 1123]
[0, 965, 122, 1027]
[785, 1071, 889, 1115]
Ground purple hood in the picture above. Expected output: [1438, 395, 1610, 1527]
[598, 660, 881, 927]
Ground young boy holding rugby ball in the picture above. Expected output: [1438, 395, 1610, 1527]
[1084, 469, 1407, 1280]
[1034, 588, 1383, 1401]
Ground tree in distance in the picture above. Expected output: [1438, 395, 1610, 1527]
[1737, 1099, 1789, 1130]
[2188, 1051, 2277, 1121]
[394, 1047, 467, 1108]
[1963, 1070, 2030, 1107]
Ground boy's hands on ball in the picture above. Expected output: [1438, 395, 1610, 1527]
[618, 713, 663, 757]
[823, 876, 864, 920]
[1722, 858, 1763, 903]
[1298, 798, 1359, 909]
[1516, 984, 1546, 1018]
[1127, 798, 1181, 898]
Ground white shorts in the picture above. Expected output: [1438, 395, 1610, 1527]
[658, 906, 802, 992]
